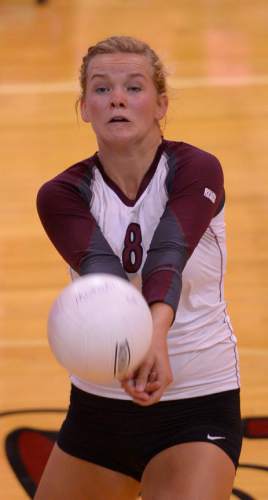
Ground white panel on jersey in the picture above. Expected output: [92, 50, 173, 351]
[89, 157, 169, 275]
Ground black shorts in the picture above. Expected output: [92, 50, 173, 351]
[57, 385, 242, 482]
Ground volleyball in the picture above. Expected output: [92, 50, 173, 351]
[47, 274, 153, 383]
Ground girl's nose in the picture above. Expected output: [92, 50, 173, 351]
[110, 88, 127, 108]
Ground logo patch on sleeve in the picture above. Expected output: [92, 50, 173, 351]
[204, 187, 216, 204]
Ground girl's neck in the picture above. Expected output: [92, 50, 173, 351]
[97, 133, 163, 200]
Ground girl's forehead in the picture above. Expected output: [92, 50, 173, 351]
[87, 53, 153, 78]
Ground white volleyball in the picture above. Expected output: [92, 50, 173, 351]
[47, 274, 153, 383]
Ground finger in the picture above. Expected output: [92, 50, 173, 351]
[133, 375, 170, 406]
[125, 387, 151, 402]
[133, 388, 164, 406]
[121, 379, 151, 401]
[118, 369, 135, 383]
[121, 378, 135, 389]
[148, 371, 158, 383]
[134, 362, 154, 392]
[121, 377, 160, 401]
[144, 381, 161, 393]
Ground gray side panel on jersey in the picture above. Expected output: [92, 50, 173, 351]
[77, 166, 127, 280]
[79, 226, 127, 280]
[143, 207, 188, 275]
[142, 207, 188, 311]
[164, 151, 178, 195]
[76, 166, 95, 205]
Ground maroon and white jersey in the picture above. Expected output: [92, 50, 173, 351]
[37, 139, 240, 399]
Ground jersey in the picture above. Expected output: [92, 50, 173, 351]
[37, 139, 240, 400]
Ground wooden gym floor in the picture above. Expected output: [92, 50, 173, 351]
[0, 0, 267, 498]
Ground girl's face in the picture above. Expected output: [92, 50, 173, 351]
[81, 53, 168, 147]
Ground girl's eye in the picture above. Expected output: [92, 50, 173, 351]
[128, 86, 142, 92]
[95, 87, 110, 94]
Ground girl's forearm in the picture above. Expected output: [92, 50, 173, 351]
[150, 302, 174, 339]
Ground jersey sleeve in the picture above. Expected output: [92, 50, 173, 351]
[36, 173, 127, 280]
[142, 150, 224, 316]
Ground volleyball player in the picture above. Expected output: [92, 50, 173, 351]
[34, 36, 242, 500]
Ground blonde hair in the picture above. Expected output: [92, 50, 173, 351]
[79, 35, 167, 101]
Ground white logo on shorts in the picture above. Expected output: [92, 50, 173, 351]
[207, 434, 226, 441]
[204, 188, 216, 204]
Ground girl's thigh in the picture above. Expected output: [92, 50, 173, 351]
[141, 442, 236, 500]
[34, 443, 140, 500]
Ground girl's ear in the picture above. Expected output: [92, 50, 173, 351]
[155, 94, 168, 121]
[80, 99, 91, 123]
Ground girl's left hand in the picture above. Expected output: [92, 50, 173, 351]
[120, 335, 173, 406]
